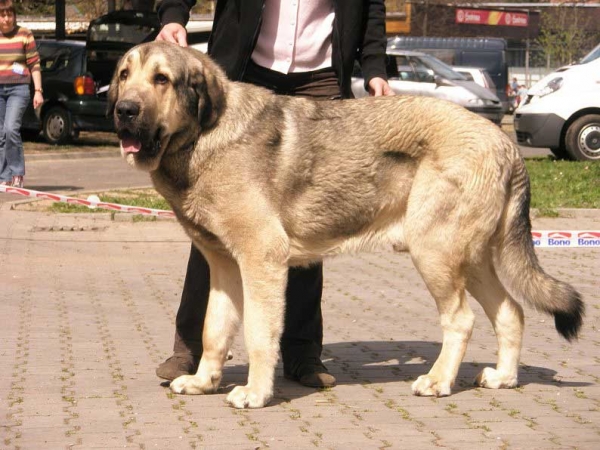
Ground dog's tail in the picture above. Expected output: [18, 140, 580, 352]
[493, 155, 584, 341]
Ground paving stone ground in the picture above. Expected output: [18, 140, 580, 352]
[0, 208, 598, 450]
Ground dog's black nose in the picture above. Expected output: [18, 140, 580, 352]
[116, 100, 140, 122]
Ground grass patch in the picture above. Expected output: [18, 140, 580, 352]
[48, 189, 171, 215]
[44, 159, 599, 218]
[525, 158, 600, 213]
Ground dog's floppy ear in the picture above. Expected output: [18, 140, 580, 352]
[188, 50, 226, 130]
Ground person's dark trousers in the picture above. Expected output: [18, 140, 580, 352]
[171, 244, 209, 356]
[172, 245, 325, 363]
[163, 61, 342, 384]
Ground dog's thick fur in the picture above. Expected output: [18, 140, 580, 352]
[109, 41, 584, 409]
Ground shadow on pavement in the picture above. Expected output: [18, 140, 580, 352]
[156, 339, 592, 406]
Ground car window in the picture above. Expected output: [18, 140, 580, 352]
[418, 49, 456, 66]
[482, 71, 496, 89]
[386, 55, 416, 81]
[393, 57, 417, 81]
[457, 71, 474, 82]
[579, 43, 600, 64]
[397, 69, 414, 81]
[37, 44, 81, 73]
[88, 22, 156, 44]
[422, 55, 465, 80]
[409, 57, 436, 83]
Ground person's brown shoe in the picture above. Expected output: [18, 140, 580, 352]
[156, 354, 200, 381]
[284, 357, 336, 388]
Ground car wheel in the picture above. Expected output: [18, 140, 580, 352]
[565, 114, 600, 161]
[42, 106, 72, 145]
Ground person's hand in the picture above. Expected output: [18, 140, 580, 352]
[33, 91, 43, 109]
[368, 77, 394, 97]
[156, 23, 188, 47]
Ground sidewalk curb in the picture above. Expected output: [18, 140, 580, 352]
[3, 193, 599, 221]
[25, 150, 120, 161]
[529, 207, 600, 220]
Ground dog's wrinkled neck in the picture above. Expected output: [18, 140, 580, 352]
[155, 139, 197, 190]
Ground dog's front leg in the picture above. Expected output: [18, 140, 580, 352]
[170, 250, 243, 395]
[226, 255, 288, 409]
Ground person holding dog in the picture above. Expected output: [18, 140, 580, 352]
[155, 0, 392, 388]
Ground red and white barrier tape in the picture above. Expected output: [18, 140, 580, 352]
[1, 186, 599, 247]
[0, 185, 175, 218]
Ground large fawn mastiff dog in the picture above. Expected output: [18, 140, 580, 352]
[109, 41, 584, 409]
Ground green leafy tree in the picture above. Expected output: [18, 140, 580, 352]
[536, 2, 598, 67]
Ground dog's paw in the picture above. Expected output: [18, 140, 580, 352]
[169, 374, 219, 395]
[475, 367, 518, 389]
[226, 385, 272, 409]
[411, 374, 452, 397]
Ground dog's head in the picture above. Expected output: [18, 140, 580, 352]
[108, 41, 226, 172]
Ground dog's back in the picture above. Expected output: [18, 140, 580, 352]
[269, 92, 584, 343]
[256, 95, 518, 261]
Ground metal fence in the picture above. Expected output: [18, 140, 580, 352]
[507, 44, 567, 87]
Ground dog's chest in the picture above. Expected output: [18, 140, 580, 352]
[161, 186, 229, 254]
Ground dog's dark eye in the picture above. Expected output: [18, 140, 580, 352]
[154, 74, 169, 85]
[119, 69, 128, 81]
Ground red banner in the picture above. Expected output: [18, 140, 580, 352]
[456, 9, 529, 27]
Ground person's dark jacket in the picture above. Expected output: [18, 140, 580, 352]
[158, 0, 387, 99]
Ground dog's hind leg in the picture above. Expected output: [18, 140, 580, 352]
[409, 249, 475, 397]
[170, 251, 243, 396]
[466, 257, 524, 390]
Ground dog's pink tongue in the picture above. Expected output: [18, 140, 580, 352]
[121, 137, 142, 154]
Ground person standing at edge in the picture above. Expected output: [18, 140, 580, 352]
[0, 0, 43, 188]
[155, 0, 393, 388]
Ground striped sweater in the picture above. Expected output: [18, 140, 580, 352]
[0, 25, 40, 85]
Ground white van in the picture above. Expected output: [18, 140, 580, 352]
[514, 43, 600, 161]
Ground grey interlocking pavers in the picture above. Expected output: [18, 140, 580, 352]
[0, 198, 599, 449]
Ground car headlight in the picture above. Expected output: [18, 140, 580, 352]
[536, 77, 563, 97]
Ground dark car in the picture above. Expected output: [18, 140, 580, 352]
[21, 11, 163, 145]
[20, 39, 112, 145]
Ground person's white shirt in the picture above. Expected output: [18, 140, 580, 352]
[251, 0, 335, 74]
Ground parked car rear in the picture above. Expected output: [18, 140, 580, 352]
[352, 49, 503, 125]
[20, 40, 113, 144]
[21, 11, 162, 145]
